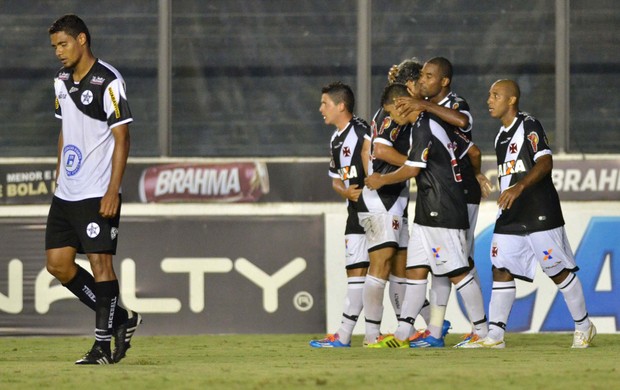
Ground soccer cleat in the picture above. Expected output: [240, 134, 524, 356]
[409, 334, 445, 348]
[441, 320, 452, 337]
[112, 311, 142, 363]
[409, 320, 451, 342]
[75, 344, 113, 365]
[309, 333, 350, 348]
[366, 334, 409, 348]
[452, 332, 475, 348]
[457, 334, 505, 349]
[572, 322, 596, 349]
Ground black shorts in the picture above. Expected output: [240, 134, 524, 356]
[45, 195, 122, 254]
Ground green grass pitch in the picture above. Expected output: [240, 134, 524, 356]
[1, 333, 618, 389]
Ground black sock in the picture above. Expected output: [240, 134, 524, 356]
[63, 265, 97, 311]
[63, 266, 128, 328]
[94, 281, 119, 354]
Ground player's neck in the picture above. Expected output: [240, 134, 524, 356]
[72, 53, 97, 82]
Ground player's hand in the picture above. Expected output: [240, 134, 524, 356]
[395, 96, 426, 117]
[497, 183, 524, 210]
[476, 173, 493, 199]
[99, 191, 120, 218]
[365, 173, 384, 191]
[346, 184, 362, 202]
[387, 65, 399, 84]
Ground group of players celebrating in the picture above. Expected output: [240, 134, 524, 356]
[312, 57, 596, 349]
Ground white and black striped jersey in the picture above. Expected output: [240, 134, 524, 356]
[405, 112, 470, 229]
[357, 107, 410, 216]
[53, 59, 133, 201]
[437, 92, 480, 204]
[328, 116, 371, 234]
[493, 112, 564, 234]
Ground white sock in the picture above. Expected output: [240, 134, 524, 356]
[418, 299, 430, 328]
[394, 279, 428, 341]
[363, 274, 387, 343]
[488, 280, 516, 340]
[388, 275, 406, 320]
[336, 276, 365, 344]
[557, 273, 590, 332]
[428, 275, 451, 338]
[455, 275, 488, 338]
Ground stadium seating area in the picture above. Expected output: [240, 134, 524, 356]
[1, 0, 617, 157]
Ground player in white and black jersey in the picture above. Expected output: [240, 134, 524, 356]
[365, 83, 488, 348]
[310, 82, 370, 348]
[356, 59, 426, 345]
[466, 79, 595, 349]
[394, 57, 491, 347]
[46, 15, 140, 364]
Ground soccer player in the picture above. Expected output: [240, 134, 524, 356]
[357, 60, 425, 345]
[466, 79, 595, 348]
[365, 83, 488, 348]
[46, 14, 141, 364]
[310, 82, 370, 347]
[394, 57, 491, 347]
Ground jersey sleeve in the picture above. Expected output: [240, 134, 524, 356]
[104, 78, 133, 128]
[405, 122, 432, 168]
[523, 115, 552, 161]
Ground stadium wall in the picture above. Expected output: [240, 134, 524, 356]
[1, 157, 619, 335]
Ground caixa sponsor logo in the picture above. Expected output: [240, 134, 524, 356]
[460, 216, 619, 332]
[0, 257, 310, 315]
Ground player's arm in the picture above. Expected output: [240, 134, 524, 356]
[332, 178, 362, 202]
[365, 164, 419, 191]
[373, 142, 407, 167]
[466, 144, 492, 198]
[497, 154, 552, 210]
[361, 138, 371, 176]
[100, 123, 130, 218]
[421, 101, 470, 129]
[55, 129, 63, 186]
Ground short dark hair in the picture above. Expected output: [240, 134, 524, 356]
[380, 83, 409, 107]
[49, 14, 91, 47]
[427, 56, 453, 83]
[394, 58, 423, 84]
[321, 81, 355, 113]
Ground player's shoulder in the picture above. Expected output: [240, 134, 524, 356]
[446, 91, 470, 110]
[519, 111, 543, 128]
[89, 59, 126, 87]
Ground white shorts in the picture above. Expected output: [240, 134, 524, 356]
[358, 212, 404, 252]
[466, 203, 479, 259]
[407, 223, 469, 277]
[490, 226, 577, 281]
[344, 233, 370, 269]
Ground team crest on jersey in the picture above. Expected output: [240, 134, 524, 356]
[390, 126, 400, 142]
[491, 243, 498, 257]
[391, 217, 400, 231]
[63, 144, 83, 176]
[527, 132, 539, 152]
[81, 90, 94, 105]
[86, 222, 100, 238]
[342, 146, 351, 157]
[421, 148, 429, 162]
[452, 102, 460, 110]
[58, 72, 70, 81]
[379, 117, 392, 135]
[91, 76, 106, 85]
